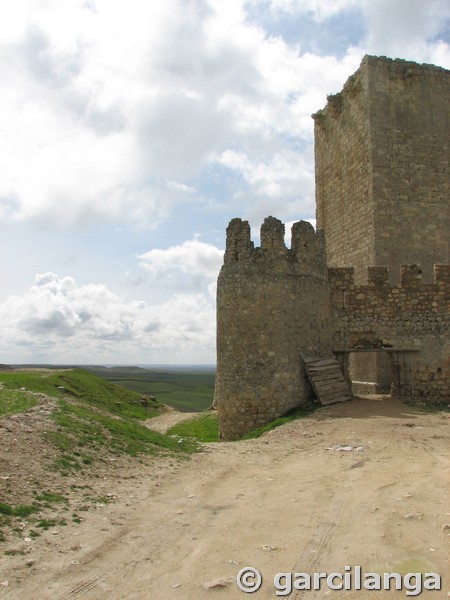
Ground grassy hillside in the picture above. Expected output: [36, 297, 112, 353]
[0, 369, 196, 467]
[86, 366, 215, 412]
[0, 368, 198, 549]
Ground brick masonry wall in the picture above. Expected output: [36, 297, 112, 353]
[329, 264, 450, 400]
[215, 221, 450, 441]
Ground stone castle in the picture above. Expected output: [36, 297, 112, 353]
[214, 55, 450, 441]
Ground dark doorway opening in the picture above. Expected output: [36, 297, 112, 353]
[333, 348, 419, 399]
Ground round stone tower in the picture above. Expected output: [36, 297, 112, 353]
[215, 216, 334, 440]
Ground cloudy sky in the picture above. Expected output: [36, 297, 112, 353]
[0, 0, 449, 365]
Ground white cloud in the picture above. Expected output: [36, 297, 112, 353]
[0, 272, 216, 363]
[219, 148, 314, 198]
[364, 0, 450, 62]
[218, 145, 317, 226]
[138, 239, 223, 279]
[0, 0, 369, 230]
[0, 0, 205, 228]
[253, 0, 360, 21]
[0, 0, 449, 369]
[252, 0, 450, 68]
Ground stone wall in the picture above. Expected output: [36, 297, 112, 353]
[215, 217, 334, 440]
[368, 58, 449, 282]
[329, 264, 450, 399]
[314, 55, 449, 390]
[215, 55, 450, 440]
[215, 218, 450, 440]
[314, 55, 450, 284]
[313, 60, 374, 282]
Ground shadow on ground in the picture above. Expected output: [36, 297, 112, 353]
[316, 395, 427, 420]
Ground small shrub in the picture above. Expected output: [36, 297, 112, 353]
[0, 503, 40, 518]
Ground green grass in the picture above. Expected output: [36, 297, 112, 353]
[0, 390, 39, 416]
[0, 369, 198, 475]
[0, 502, 40, 529]
[167, 408, 315, 442]
[0, 369, 161, 419]
[0, 369, 204, 541]
[168, 413, 219, 442]
[36, 518, 67, 530]
[167, 405, 317, 442]
[46, 397, 197, 468]
[33, 491, 68, 505]
[0, 503, 40, 518]
[0, 365, 216, 413]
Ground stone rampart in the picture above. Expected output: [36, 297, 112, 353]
[215, 217, 334, 440]
[314, 56, 450, 283]
[329, 264, 450, 399]
[215, 55, 450, 440]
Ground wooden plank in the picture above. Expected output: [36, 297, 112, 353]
[304, 360, 338, 368]
[312, 380, 341, 385]
[303, 357, 352, 406]
[314, 380, 342, 387]
[314, 379, 347, 388]
[309, 367, 343, 374]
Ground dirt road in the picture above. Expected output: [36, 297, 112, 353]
[1, 397, 449, 599]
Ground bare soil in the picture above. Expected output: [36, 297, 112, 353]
[1, 396, 449, 599]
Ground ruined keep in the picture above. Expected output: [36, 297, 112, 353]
[215, 56, 450, 440]
[314, 55, 449, 281]
[314, 55, 450, 393]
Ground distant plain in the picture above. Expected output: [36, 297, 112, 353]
[84, 365, 215, 412]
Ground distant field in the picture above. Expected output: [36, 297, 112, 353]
[85, 366, 216, 412]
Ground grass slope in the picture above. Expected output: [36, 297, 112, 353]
[0, 369, 200, 543]
[0, 369, 197, 472]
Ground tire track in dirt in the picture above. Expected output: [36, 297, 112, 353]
[289, 464, 365, 599]
[55, 459, 241, 600]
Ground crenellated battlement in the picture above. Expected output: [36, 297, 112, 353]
[260, 216, 286, 252]
[329, 264, 450, 320]
[224, 218, 254, 261]
[329, 264, 450, 290]
[216, 55, 450, 440]
[223, 217, 326, 273]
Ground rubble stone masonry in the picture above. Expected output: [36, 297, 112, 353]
[329, 264, 450, 399]
[215, 56, 449, 440]
[215, 217, 334, 440]
[314, 55, 449, 283]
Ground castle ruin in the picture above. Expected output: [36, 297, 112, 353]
[214, 55, 450, 441]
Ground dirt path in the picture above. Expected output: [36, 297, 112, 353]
[145, 408, 202, 433]
[1, 397, 449, 599]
